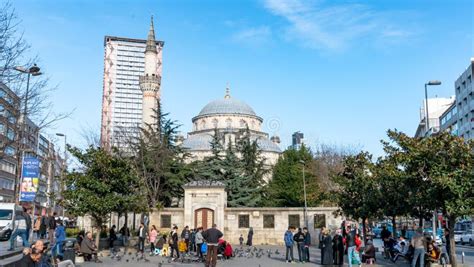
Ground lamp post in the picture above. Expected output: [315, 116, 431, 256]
[55, 133, 67, 218]
[424, 80, 442, 135]
[299, 160, 308, 228]
[424, 79, 441, 240]
[13, 64, 42, 202]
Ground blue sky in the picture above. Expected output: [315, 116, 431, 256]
[12, 0, 473, 156]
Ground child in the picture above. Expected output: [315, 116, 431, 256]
[178, 238, 187, 254]
[239, 235, 244, 246]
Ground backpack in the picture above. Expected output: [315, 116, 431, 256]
[201, 242, 208, 254]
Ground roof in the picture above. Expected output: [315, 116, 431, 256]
[193, 94, 261, 121]
[181, 133, 281, 153]
[184, 180, 226, 188]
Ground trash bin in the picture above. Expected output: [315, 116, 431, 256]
[62, 238, 76, 264]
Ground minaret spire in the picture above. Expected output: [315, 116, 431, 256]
[146, 15, 157, 53]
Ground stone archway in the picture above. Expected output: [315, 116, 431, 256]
[195, 208, 214, 230]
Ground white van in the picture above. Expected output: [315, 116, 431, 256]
[0, 203, 24, 241]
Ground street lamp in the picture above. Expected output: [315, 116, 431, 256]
[424, 80, 442, 135]
[299, 160, 308, 228]
[424, 80, 441, 241]
[55, 133, 67, 217]
[13, 64, 42, 202]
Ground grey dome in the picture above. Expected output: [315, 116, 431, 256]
[197, 97, 257, 118]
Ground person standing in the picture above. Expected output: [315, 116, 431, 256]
[48, 212, 57, 245]
[293, 228, 306, 263]
[319, 226, 326, 249]
[190, 228, 196, 252]
[284, 227, 295, 263]
[181, 226, 191, 252]
[332, 229, 344, 266]
[202, 224, 223, 267]
[33, 215, 41, 240]
[138, 223, 147, 257]
[346, 224, 361, 267]
[411, 228, 426, 267]
[195, 228, 204, 259]
[381, 225, 392, 248]
[39, 215, 47, 239]
[149, 225, 158, 256]
[53, 220, 66, 262]
[321, 229, 333, 265]
[8, 210, 29, 251]
[303, 227, 311, 263]
[246, 227, 254, 246]
[239, 234, 244, 246]
[24, 208, 32, 243]
[109, 225, 117, 255]
[119, 224, 130, 250]
[169, 226, 180, 260]
[444, 226, 450, 260]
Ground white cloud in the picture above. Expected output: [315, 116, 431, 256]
[231, 26, 272, 45]
[263, 0, 413, 51]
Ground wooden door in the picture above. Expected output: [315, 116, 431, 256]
[195, 208, 214, 230]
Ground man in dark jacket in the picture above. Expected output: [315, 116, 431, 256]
[202, 224, 223, 267]
[303, 227, 311, 262]
[109, 225, 117, 255]
[47, 212, 57, 244]
[169, 226, 180, 259]
[293, 228, 306, 263]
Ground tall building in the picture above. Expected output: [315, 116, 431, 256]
[292, 131, 304, 149]
[415, 97, 455, 137]
[101, 18, 164, 149]
[437, 59, 474, 138]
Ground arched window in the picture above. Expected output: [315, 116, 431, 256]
[201, 120, 206, 129]
[212, 119, 218, 128]
[225, 118, 232, 128]
[240, 119, 247, 128]
[194, 122, 198, 131]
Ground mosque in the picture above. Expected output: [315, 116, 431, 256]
[181, 88, 282, 172]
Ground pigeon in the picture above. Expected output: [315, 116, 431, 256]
[126, 259, 129, 262]
[275, 249, 280, 255]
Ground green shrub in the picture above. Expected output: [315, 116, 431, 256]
[65, 227, 81, 238]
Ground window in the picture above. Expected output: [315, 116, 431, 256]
[238, 215, 250, 228]
[160, 215, 171, 228]
[6, 128, 14, 140]
[263, 215, 275, 228]
[5, 146, 15, 156]
[0, 122, 3, 133]
[288, 214, 300, 228]
[212, 119, 218, 128]
[225, 118, 232, 128]
[314, 214, 326, 229]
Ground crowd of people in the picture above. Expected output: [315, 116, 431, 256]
[8, 208, 68, 266]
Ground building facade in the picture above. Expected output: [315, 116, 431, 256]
[100, 20, 164, 150]
[453, 59, 474, 138]
[0, 82, 63, 214]
[414, 97, 455, 137]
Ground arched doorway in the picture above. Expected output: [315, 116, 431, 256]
[195, 208, 214, 230]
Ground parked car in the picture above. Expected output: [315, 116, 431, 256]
[0, 203, 23, 241]
[454, 231, 464, 243]
[460, 230, 474, 246]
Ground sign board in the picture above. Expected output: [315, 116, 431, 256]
[19, 157, 40, 202]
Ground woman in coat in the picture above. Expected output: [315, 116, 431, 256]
[332, 229, 344, 266]
[321, 229, 333, 265]
[246, 227, 254, 246]
[149, 225, 158, 255]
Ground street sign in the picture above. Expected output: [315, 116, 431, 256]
[19, 157, 40, 202]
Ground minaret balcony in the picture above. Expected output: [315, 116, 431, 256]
[139, 75, 161, 91]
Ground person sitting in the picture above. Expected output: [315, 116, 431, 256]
[224, 242, 233, 259]
[392, 241, 409, 262]
[362, 240, 376, 264]
[20, 240, 51, 267]
[80, 231, 101, 263]
[426, 242, 441, 264]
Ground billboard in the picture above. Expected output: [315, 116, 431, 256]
[19, 157, 40, 202]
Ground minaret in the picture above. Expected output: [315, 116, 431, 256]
[140, 16, 161, 129]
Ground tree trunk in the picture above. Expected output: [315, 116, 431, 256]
[362, 217, 368, 246]
[419, 206, 423, 228]
[448, 215, 457, 267]
[392, 216, 397, 238]
[95, 225, 101, 248]
[124, 213, 128, 228]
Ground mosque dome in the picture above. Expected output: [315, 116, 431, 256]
[193, 89, 261, 121]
